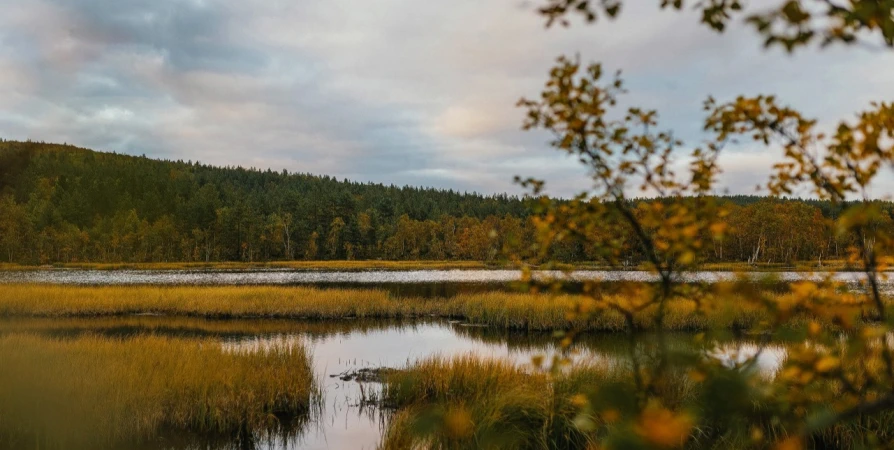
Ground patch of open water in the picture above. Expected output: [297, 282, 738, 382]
[0, 268, 886, 287]
[0, 269, 858, 448]
[0, 317, 787, 449]
[227, 321, 785, 450]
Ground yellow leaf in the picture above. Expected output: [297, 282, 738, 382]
[709, 222, 727, 236]
[570, 394, 588, 408]
[775, 437, 803, 450]
[601, 408, 620, 424]
[688, 369, 706, 382]
[807, 321, 822, 337]
[635, 404, 693, 448]
[814, 356, 839, 373]
[791, 282, 816, 299]
[443, 406, 473, 439]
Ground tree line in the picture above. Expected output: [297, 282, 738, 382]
[0, 140, 891, 265]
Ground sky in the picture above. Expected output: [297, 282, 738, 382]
[1, 0, 892, 198]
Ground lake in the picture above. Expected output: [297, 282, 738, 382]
[0, 268, 886, 289]
[0, 269, 872, 448]
[0, 316, 786, 450]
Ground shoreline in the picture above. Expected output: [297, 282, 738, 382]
[0, 259, 879, 272]
[0, 283, 880, 332]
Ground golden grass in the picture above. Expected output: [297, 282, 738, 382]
[1, 259, 883, 272]
[0, 260, 492, 271]
[0, 284, 401, 318]
[695, 259, 865, 272]
[0, 333, 318, 449]
[0, 284, 780, 331]
[0, 315, 414, 338]
[378, 355, 622, 450]
[0, 284, 834, 333]
[378, 355, 892, 450]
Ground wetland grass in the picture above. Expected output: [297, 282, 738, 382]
[0, 284, 845, 332]
[378, 355, 892, 450]
[378, 355, 619, 450]
[0, 333, 318, 449]
[0, 315, 418, 339]
[0, 260, 877, 272]
[0, 260, 491, 271]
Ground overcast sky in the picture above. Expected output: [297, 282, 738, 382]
[1, 0, 892, 198]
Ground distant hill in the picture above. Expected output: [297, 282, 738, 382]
[0, 140, 890, 265]
[0, 140, 533, 263]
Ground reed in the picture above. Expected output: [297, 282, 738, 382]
[378, 355, 891, 450]
[0, 284, 404, 318]
[378, 355, 618, 450]
[0, 315, 420, 339]
[0, 284, 781, 332]
[0, 284, 856, 332]
[0, 333, 318, 449]
[0, 260, 492, 271]
[0, 260, 880, 272]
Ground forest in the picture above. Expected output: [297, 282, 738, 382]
[1, 140, 892, 265]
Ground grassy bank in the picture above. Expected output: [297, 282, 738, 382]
[379, 356, 608, 449]
[378, 355, 893, 450]
[0, 284, 782, 332]
[0, 260, 493, 271]
[0, 315, 416, 339]
[696, 259, 866, 272]
[0, 333, 318, 449]
[0, 259, 878, 272]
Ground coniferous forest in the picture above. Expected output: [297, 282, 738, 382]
[1, 140, 892, 265]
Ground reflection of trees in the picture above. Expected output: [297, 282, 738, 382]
[0, 316, 431, 340]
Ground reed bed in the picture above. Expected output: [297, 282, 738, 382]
[0, 315, 418, 339]
[378, 355, 891, 450]
[0, 260, 491, 271]
[0, 284, 824, 332]
[0, 284, 405, 318]
[378, 355, 623, 450]
[1, 260, 881, 272]
[0, 333, 318, 449]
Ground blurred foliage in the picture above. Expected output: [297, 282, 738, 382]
[393, 1, 894, 449]
[537, 0, 894, 51]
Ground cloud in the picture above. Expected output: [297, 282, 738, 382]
[0, 0, 892, 198]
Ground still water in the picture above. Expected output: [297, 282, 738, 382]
[0, 316, 787, 450]
[0, 269, 888, 294]
[0, 269, 850, 448]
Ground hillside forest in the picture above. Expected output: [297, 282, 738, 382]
[0, 140, 891, 266]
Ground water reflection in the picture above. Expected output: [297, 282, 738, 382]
[0, 269, 886, 292]
[120, 420, 311, 450]
[706, 342, 786, 375]
[0, 317, 789, 450]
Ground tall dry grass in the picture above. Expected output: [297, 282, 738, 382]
[0, 315, 415, 339]
[1, 260, 879, 272]
[0, 260, 491, 271]
[378, 354, 892, 450]
[378, 355, 621, 450]
[0, 333, 318, 449]
[0, 284, 807, 332]
[0, 284, 401, 318]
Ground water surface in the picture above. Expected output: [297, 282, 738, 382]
[0, 317, 787, 450]
[0, 268, 886, 289]
[0, 269, 857, 448]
